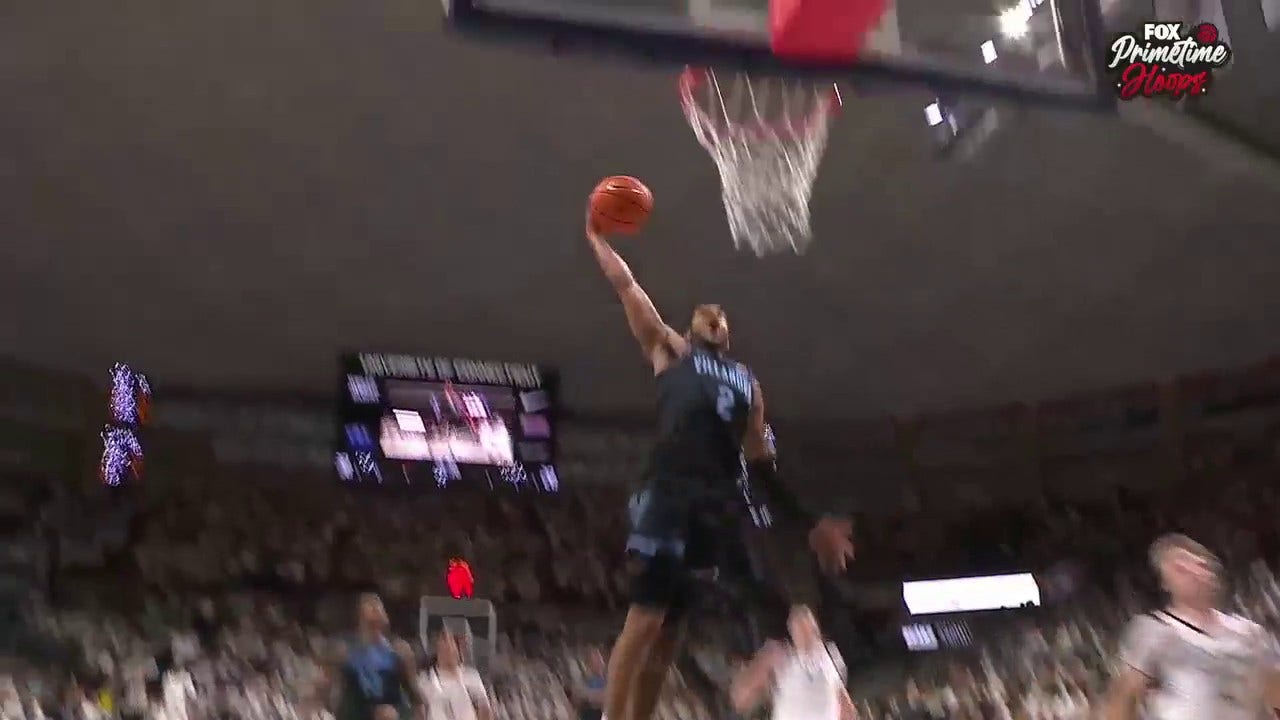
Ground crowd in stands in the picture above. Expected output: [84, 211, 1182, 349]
[3, 592, 720, 720]
[127, 476, 631, 609]
[2, 407, 1280, 719]
[848, 429, 1280, 719]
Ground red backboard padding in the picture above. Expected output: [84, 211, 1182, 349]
[769, 0, 887, 61]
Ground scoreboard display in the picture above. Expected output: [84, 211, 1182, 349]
[336, 353, 558, 491]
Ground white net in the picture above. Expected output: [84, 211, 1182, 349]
[679, 67, 841, 256]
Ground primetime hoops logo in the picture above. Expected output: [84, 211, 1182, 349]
[1107, 22, 1232, 100]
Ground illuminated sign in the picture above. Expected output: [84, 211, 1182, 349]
[446, 558, 475, 599]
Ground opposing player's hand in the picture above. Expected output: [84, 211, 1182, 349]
[808, 517, 854, 574]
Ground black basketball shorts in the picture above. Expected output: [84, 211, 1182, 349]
[625, 483, 803, 639]
[624, 483, 740, 617]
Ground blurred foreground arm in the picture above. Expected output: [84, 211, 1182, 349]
[730, 640, 785, 714]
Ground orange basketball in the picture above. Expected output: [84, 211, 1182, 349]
[589, 176, 653, 235]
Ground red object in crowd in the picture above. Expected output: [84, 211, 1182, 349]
[446, 558, 475, 599]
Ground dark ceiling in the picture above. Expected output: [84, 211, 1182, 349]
[3, 0, 1280, 421]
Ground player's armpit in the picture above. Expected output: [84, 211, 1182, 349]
[1102, 665, 1150, 720]
[618, 283, 682, 362]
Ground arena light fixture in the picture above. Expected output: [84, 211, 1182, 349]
[924, 101, 945, 127]
[999, 6, 1031, 38]
[980, 39, 999, 64]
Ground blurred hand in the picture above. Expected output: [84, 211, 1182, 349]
[760, 639, 788, 662]
[809, 517, 854, 574]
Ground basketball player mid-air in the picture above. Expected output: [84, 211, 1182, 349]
[585, 213, 855, 720]
[730, 606, 855, 720]
[313, 593, 428, 720]
[1104, 534, 1280, 720]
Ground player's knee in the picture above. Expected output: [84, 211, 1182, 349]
[373, 705, 399, 720]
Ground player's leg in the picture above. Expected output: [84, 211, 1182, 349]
[626, 617, 686, 720]
[605, 562, 673, 720]
[626, 502, 721, 720]
[606, 489, 686, 720]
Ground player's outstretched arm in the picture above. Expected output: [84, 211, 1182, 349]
[742, 381, 854, 574]
[585, 213, 684, 366]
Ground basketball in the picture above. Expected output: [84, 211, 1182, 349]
[589, 176, 653, 235]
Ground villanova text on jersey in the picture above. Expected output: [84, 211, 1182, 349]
[647, 349, 756, 490]
[692, 351, 753, 404]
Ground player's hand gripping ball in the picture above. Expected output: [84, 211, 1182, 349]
[588, 176, 653, 235]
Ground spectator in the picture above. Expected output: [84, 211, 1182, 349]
[569, 648, 606, 720]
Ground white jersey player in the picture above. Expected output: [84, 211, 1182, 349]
[420, 632, 492, 720]
[1105, 533, 1280, 720]
[730, 606, 856, 720]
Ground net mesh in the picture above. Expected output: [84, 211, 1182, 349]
[679, 67, 840, 256]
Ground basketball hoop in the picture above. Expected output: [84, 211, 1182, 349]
[679, 67, 841, 256]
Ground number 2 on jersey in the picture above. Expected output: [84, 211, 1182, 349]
[716, 384, 736, 422]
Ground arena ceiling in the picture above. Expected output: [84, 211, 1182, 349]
[4, 0, 1280, 421]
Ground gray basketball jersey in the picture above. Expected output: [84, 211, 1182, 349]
[1119, 609, 1280, 720]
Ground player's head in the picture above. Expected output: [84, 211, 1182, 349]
[1150, 533, 1222, 606]
[435, 631, 461, 668]
[357, 593, 389, 631]
[688, 304, 730, 352]
[787, 605, 821, 649]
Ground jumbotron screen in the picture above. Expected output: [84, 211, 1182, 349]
[336, 353, 558, 491]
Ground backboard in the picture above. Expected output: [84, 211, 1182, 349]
[442, 0, 1113, 108]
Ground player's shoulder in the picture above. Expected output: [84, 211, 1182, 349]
[1122, 611, 1176, 641]
[1136, 609, 1177, 628]
[1216, 611, 1270, 640]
